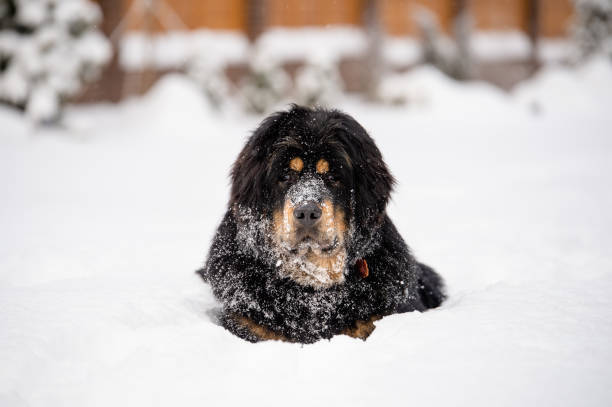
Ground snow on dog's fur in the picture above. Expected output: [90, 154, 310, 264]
[198, 105, 445, 343]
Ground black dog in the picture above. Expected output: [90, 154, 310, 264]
[198, 105, 444, 343]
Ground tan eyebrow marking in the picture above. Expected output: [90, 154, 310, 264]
[316, 158, 329, 174]
[289, 157, 304, 172]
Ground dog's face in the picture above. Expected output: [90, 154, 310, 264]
[271, 154, 350, 287]
[229, 106, 394, 289]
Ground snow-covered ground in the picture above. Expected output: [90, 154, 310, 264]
[1, 59, 612, 406]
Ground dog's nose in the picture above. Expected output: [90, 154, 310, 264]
[293, 201, 322, 228]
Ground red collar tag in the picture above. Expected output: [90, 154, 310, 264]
[356, 259, 369, 279]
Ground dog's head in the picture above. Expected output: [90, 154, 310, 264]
[229, 105, 394, 288]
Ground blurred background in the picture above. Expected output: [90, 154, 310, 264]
[2, 0, 608, 121]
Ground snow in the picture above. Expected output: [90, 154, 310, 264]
[383, 36, 422, 67]
[539, 38, 574, 63]
[120, 29, 249, 71]
[118, 27, 565, 75]
[119, 26, 367, 71]
[17, 0, 47, 26]
[1, 58, 612, 406]
[377, 65, 511, 113]
[470, 30, 532, 61]
[26, 84, 59, 122]
[253, 26, 368, 66]
[54, 0, 102, 26]
[513, 57, 612, 116]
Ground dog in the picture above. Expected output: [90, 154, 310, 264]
[197, 105, 444, 343]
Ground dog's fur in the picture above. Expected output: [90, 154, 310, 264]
[197, 105, 444, 343]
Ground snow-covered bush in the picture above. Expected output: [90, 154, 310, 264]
[239, 61, 291, 114]
[0, 0, 111, 123]
[572, 0, 612, 59]
[186, 57, 231, 109]
[293, 58, 343, 107]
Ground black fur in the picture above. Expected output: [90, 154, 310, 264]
[198, 105, 444, 343]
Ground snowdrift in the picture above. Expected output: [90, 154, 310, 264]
[1, 60, 611, 406]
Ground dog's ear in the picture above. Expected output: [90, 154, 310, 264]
[331, 111, 395, 229]
[229, 111, 285, 211]
[353, 131, 395, 228]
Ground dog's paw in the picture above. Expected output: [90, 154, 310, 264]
[341, 315, 382, 340]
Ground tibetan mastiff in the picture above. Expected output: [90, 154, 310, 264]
[197, 105, 444, 343]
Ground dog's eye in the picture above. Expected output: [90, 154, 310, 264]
[279, 172, 295, 184]
[327, 173, 340, 184]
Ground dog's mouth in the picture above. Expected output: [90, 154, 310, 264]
[278, 234, 347, 288]
[288, 236, 339, 256]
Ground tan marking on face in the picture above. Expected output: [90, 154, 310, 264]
[316, 158, 329, 174]
[273, 200, 296, 246]
[320, 198, 346, 238]
[289, 157, 304, 172]
[332, 201, 347, 236]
